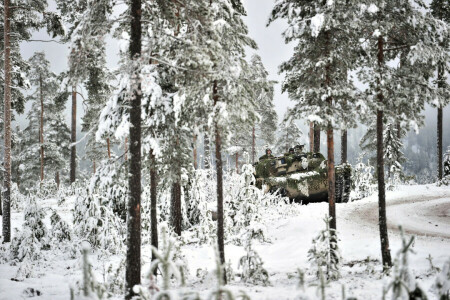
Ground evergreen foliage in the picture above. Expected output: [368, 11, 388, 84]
[237, 234, 270, 286]
[274, 117, 304, 155]
[307, 216, 341, 281]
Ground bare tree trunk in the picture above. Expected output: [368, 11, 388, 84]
[107, 137, 111, 159]
[193, 134, 198, 169]
[341, 130, 347, 164]
[40, 75, 44, 183]
[70, 87, 77, 184]
[171, 181, 182, 236]
[313, 123, 320, 153]
[324, 29, 337, 267]
[309, 122, 314, 153]
[125, 0, 142, 297]
[171, 136, 182, 236]
[55, 172, 60, 189]
[204, 132, 210, 169]
[252, 126, 255, 164]
[125, 137, 128, 161]
[286, 130, 289, 152]
[235, 152, 239, 174]
[150, 150, 158, 274]
[437, 62, 444, 181]
[438, 106, 443, 180]
[376, 35, 392, 269]
[93, 160, 96, 174]
[213, 80, 226, 284]
[2, 0, 12, 242]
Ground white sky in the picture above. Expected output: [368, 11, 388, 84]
[17, 0, 294, 128]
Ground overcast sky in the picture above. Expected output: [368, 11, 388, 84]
[17, 0, 294, 128]
[17, 0, 449, 147]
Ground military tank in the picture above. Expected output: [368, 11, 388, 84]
[254, 147, 351, 203]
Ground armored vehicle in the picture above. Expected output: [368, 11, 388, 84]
[254, 149, 351, 203]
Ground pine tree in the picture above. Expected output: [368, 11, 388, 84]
[250, 54, 277, 163]
[1, 0, 63, 242]
[15, 52, 70, 192]
[357, 0, 449, 268]
[274, 117, 303, 155]
[269, 2, 360, 265]
[430, 0, 450, 182]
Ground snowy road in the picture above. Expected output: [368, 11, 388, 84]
[349, 188, 450, 239]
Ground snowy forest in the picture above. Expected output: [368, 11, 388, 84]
[0, 0, 449, 299]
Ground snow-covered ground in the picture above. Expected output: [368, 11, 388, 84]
[0, 184, 449, 299]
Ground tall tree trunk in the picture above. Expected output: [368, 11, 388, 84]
[107, 137, 111, 159]
[376, 35, 392, 269]
[171, 181, 182, 236]
[252, 126, 255, 164]
[70, 87, 77, 184]
[125, 137, 128, 161]
[213, 80, 226, 284]
[286, 130, 289, 152]
[204, 132, 210, 169]
[235, 152, 239, 174]
[150, 150, 158, 274]
[2, 0, 11, 242]
[193, 134, 198, 169]
[341, 130, 347, 164]
[40, 75, 44, 183]
[171, 136, 182, 236]
[93, 160, 96, 174]
[55, 172, 60, 189]
[437, 62, 444, 181]
[313, 123, 320, 153]
[309, 122, 314, 153]
[438, 105, 443, 180]
[325, 29, 337, 267]
[125, 0, 142, 298]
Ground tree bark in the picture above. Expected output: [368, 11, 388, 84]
[125, 0, 142, 298]
[70, 87, 76, 184]
[309, 122, 314, 153]
[324, 29, 337, 268]
[213, 80, 226, 284]
[204, 132, 210, 169]
[376, 35, 392, 269]
[252, 126, 255, 164]
[55, 172, 60, 189]
[313, 123, 320, 153]
[341, 130, 347, 164]
[150, 150, 158, 274]
[107, 137, 111, 159]
[171, 136, 182, 236]
[193, 134, 198, 169]
[327, 125, 336, 228]
[40, 75, 44, 183]
[2, 0, 11, 242]
[437, 62, 444, 181]
[171, 181, 182, 236]
[125, 137, 128, 161]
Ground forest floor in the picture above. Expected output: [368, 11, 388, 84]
[0, 184, 449, 299]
